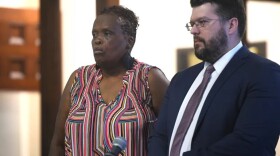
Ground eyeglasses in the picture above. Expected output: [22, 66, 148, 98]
[186, 18, 219, 31]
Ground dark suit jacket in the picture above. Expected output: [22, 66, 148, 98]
[148, 46, 280, 156]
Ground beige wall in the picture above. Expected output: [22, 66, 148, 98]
[60, 0, 95, 88]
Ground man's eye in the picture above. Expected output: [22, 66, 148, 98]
[198, 20, 205, 24]
[198, 20, 207, 26]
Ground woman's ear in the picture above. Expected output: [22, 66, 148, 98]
[126, 36, 135, 50]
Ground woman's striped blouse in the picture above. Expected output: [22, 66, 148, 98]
[65, 60, 157, 156]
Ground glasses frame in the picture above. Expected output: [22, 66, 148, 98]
[186, 18, 220, 31]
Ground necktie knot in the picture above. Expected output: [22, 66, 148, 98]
[204, 65, 215, 80]
[206, 65, 215, 74]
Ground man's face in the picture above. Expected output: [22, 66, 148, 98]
[189, 3, 228, 63]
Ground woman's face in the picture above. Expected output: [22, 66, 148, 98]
[91, 14, 130, 68]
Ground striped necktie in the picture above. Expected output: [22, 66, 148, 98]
[170, 65, 215, 156]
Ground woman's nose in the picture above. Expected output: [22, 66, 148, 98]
[93, 37, 102, 45]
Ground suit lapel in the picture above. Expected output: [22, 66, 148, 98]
[194, 46, 250, 134]
[175, 63, 205, 104]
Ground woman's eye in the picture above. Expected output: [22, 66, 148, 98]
[92, 32, 97, 38]
[104, 31, 112, 36]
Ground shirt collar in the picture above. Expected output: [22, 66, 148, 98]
[204, 41, 243, 74]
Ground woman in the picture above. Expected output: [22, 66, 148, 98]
[49, 5, 169, 156]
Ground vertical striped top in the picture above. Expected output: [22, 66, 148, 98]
[65, 60, 157, 156]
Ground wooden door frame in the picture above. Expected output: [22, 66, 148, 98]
[40, 0, 61, 155]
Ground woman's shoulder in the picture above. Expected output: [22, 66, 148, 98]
[72, 64, 98, 81]
[133, 60, 169, 84]
[77, 64, 96, 71]
[134, 59, 156, 70]
[73, 64, 97, 75]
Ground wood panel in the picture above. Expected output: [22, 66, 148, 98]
[0, 7, 39, 90]
[40, 0, 62, 155]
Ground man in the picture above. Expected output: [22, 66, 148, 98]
[148, 0, 280, 156]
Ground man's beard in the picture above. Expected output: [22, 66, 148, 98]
[194, 28, 228, 64]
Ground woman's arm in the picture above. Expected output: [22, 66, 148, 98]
[48, 70, 77, 156]
[147, 68, 170, 116]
